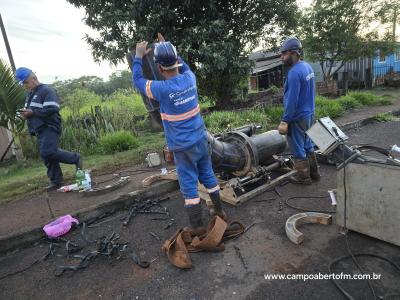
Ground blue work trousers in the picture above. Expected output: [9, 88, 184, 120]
[36, 127, 79, 184]
[287, 117, 315, 159]
[173, 137, 218, 206]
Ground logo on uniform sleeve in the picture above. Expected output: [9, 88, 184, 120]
[306, 73, 315, 81]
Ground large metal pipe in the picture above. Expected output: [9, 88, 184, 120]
[251, 131, 287, 165]
[207, 129, 287, 174]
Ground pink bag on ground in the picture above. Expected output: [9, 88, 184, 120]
[43, 215, 79, 238]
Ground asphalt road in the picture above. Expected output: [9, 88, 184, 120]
[1, 120, 399, 300]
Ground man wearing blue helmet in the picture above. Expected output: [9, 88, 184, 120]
[132, 33, 227, 229]
[15, 67, 82, 190]
[278, 37, 320, 184]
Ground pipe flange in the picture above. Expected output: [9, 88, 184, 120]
[224, 131, 259, 176]
[226, 131, 259, 165]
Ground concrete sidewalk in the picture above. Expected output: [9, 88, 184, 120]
[335, 95, 400, 128]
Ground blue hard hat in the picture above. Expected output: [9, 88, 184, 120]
[280, 37, 302, 54]
[15, 67, 32, 85]
[153, 42, 182, 70]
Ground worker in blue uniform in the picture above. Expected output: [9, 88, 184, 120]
[132, 33, 227, 229]
[16, 67, 82, 190]
[277, 37, 321, 184]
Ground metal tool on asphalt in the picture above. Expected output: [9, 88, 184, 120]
[56, 232, 128, 276]
[233, 245, 248, 270]
[121, 196, 170, 226]
[130, 252, 150, 268]
[149, 232, 162, 242]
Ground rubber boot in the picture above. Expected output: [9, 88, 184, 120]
[308, 153, 321, 181]
[289, 159, 312, 185]
[208, 191, 228, 221]
[186, 204, 204, 229]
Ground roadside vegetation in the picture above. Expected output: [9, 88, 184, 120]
[204, 91, 393, 134]
[0, 75, 397, 203]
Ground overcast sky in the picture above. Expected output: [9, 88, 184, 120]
[0, 0, 124, 83]
[1, 0, 312, 84]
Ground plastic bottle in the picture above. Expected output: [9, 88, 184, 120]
[83, 170, 92, 190]
[390, 144, 400, 159]
[75, 168, 85, 188]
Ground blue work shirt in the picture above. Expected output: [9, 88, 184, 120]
[282, 61, 316, 122]
[24, 84, 61, 135]
[133, 56, 206, 151]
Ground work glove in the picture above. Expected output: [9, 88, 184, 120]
[278, 121, 288, 135]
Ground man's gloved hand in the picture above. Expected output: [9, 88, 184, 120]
[135, 41, 151, 58]
[278, 121, 288, 135]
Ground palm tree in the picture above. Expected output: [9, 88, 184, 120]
[0, 59, 26, 160]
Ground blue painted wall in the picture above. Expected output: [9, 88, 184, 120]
[373, 47, 400, 77]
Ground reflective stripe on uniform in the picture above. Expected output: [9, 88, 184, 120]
[185, 197, 201, 206]
[29, 102, 43, 108]
[43, 101, 60, 107]
[207, 185, 220, 193]
[160, 104, 200, 122]
[146, 80, 154, 99]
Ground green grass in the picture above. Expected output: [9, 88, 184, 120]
[60, 89, 147, 119]
[204, 91, 394, 134]
[204, 109, 272, 133]
[98, 130, 139, 154]
[337, 95, 363, 110]
[374, 112, 400, 122]
[0, 132, 165, 204]
[314, 96, 346, 119]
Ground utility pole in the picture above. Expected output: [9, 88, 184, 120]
[0, 12, 16, 72]
[393, 6, 398, 42]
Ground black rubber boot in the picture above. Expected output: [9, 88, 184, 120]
[209, 191, 228, 221]
[186, 204, 204, 228]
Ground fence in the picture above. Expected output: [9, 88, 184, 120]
[373, 64, 394, 86]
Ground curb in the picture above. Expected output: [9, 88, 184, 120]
[340, 108, 400, 131]
[0, 180, 179, 255]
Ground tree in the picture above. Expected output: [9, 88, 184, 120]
[52, 70, 133, 101]
[107, 70, 133, 92]
[66, 0, 298, 107]
[374, 0, 400, 42]
[0, 59, 26, 160]
[299, 0, 393, 85]
[52, 75, 105, 100]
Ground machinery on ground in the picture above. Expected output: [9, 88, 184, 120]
[307, 117, 400, 246]
[126, 51, 295, 205]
